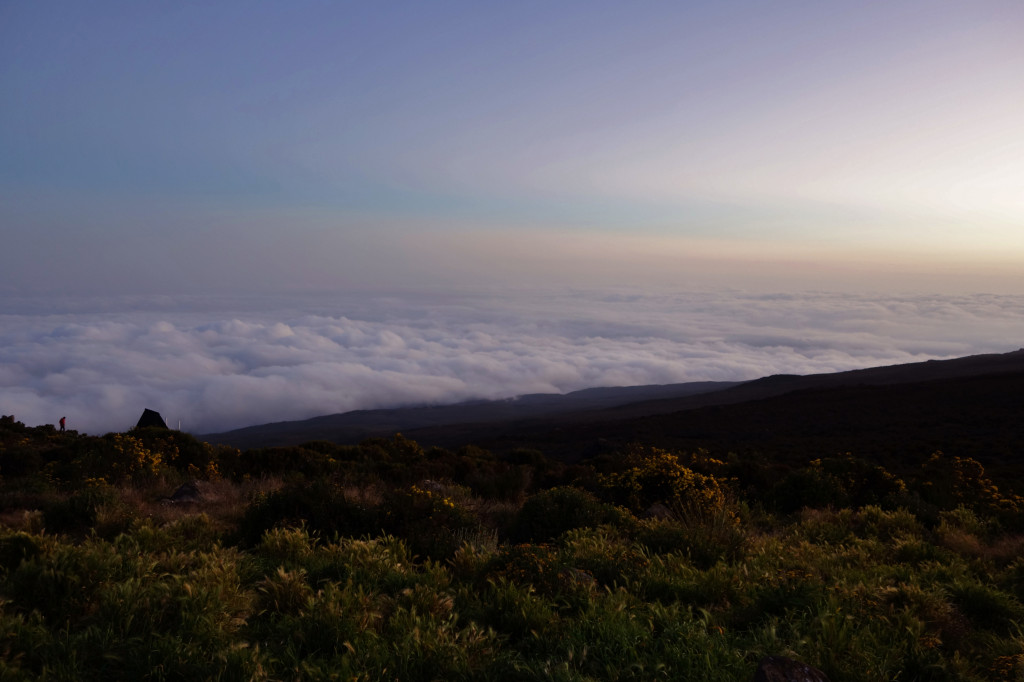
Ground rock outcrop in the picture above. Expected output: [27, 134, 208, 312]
[753, 656, 831, 682]
[161, 481, 202, 505]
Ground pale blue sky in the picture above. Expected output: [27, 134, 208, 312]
[2, 1, 1023, 295]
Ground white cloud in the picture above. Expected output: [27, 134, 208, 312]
[2, 289, 1022, 435]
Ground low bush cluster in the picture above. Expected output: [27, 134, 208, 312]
[2, 417, 1024, 680]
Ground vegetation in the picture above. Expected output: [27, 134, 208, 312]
[1, 414, 1024, 680]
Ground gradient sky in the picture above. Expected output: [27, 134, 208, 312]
[2, 1, 1023, 296]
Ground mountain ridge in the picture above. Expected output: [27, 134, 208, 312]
[202, 348, 1024, 451]
[201, 380, 740, 449]
[397, 349, 1024, 472]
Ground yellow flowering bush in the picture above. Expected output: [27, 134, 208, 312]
[109, 433, 162, 480]
[383, 483, 480, 559]
[922, 453, 1024, 520]
[599, 445, 729, 519]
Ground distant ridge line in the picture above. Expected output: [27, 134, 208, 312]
[201, 381, 739, 449]
[202, 348, 1024, 450]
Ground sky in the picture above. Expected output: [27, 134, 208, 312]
[2, 0, 1023, 295]
[2, 2, 1023, 432]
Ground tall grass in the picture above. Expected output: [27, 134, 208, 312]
[3, 418, 1024, 680]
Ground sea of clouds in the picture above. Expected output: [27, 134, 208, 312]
[2, 289, 1023, 435]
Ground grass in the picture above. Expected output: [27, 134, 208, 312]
[2, 419, 1024, 680]
[3, 491, 1023, 680]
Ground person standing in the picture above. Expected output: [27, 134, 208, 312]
[59, 416, 66, 432]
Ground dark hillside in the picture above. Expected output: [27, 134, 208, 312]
[576, 347, 1024, 420]
[202, 380, 739, 449]
[206, 348, 1024, 451]
[202, 349, 1024, 485]
[405, 368, 1024, 485]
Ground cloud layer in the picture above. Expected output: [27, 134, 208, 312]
[2, 290, 1022, 435]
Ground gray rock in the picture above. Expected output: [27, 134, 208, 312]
[753, 656, 831, 682]
[162, 481, 202, 505]
[644, 502, 673, 519]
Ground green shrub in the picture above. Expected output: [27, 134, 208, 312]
[461, 577, 559, 644]
[892, 536, 945, 565]
[381, 483, 483, 560]
[126, 514, 225, 555]
[2, 530, 261, 681]
[770, 465, 849, 512]
[749, 568, 823, 623]
[255, 565, 314, 615]
[7, 536, 128, 623]
[465, 464, 532, 501]
[659, 562, 740, 610]
[598, 446, 729, 518]
[483, 543, 564, 596]
[559, 527, 649, 589]
[305, 535, 423, 593]
[936, 506, 992, 538]
[948, 580, 1024, 633]
[130, 427, 222, 479]
[509, 486, 629, 543]
[41, 483, 118, 535]
[235, 480, 381, 546]
[637, 507, 746, 569]
[0, 444, 46, 478]
[793, 505, 922, 547]
[0, 531, 42, 572]
[1002, 557, 1024, 603]
[222, 445, 339, 480]
[448, 541, 496, 583]
[257, 525, 319, 568]
[919, 453, 1024, 520]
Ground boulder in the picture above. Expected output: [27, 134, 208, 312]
[644, 502, 673, 519]
[753, 656, 831, 682]
[162, 481, 202, 505]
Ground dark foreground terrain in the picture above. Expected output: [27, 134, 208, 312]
[2, 349, 1024, 680]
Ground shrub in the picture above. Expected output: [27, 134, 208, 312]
[235, 480, 381, 546]
[108, 433, 164, 482]
[0, 531, 42, 572]
[222, 445, 339, 480]
[255, 566, 314, 616]
[41, 483, 119, 535]
[381, 483, 482, 560]
[448, 541, 497, 582]
[462, 576, 559, 643]
[598, 446, 728, 518]
[892, 536, 945, 565]
[948, 580, 1024, 633]
[258, 526, 319, 567]
[748, 568, 823, 623]
[936, 506, 992, 538]
[638, 507, 745, 569]
[306, 535, 421, 592]
[769, 464, 848, 512]
[130, 427, 221, 478]
[465, 464, 532, 502]
[509, 486, 630, 543]
[853, 505, 923, 541]
[129, 513, 225, 554]
[768, 457, 908, 514]
[559, 526, 649, 588]
[919, 453, 1024, 519]
[359, 433, 426, 465]
[484, 543, 564, 596]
